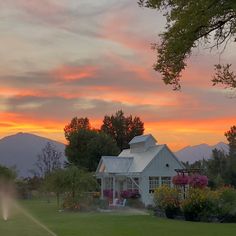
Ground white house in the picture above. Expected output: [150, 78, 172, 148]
[96, 134, 184, 206]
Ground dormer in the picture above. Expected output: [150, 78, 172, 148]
[129, 134, 157, 153]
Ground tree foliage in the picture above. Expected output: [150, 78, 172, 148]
[63, 166, 97, 195]
[187, 126, 236, 188]
[101, 110, 144, 150]
[43, 166, 97, 208]
[65, 128, 119, 171]
[64, 112, 144, 170]
[0, 165, 16, 180]
[212, 64, 236, 89]
[225, 126, 236, 187]
[44, 169, 66, 207]
[139, 0, 236, 89]
[225, 125, 236, 156]
[64, 117, 90, 141]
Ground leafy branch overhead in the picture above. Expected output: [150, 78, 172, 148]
[139, 0, 236, 90]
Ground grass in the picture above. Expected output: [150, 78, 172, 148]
[0, 199, 236, 236]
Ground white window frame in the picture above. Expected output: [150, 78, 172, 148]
[127, 177, 139, 191]
[161, 176, 171, 187]
[149, 176, 159, 193]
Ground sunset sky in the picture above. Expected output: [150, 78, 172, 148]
[0, 0, 235, 150]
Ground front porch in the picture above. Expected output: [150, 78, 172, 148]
[97, 174, 141, 205]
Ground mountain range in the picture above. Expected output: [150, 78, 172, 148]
[175, 142, 229, 163]
[0, 133, 229, 177]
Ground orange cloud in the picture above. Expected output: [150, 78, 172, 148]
[1, 104, 234, 152]
[145, 117, 235, 150]
[0, 111, 103, 144]
[52, 65, 98, 81]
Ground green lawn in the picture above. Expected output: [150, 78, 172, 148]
[0, 199, 236, 236]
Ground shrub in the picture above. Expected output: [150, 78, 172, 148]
[97, 199, 109, 209]
[217, 187, 236, 222]
[154, 186, 180, 218]
[62, 193, 80, 211]
[181, 188, 218, 221]
[63, 192, 105, 211]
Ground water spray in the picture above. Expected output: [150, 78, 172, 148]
[0, 179, 14, 221]
[0, 179, 57, 236]
[1, 194, 10, 221]
[14, 202, 57, 236]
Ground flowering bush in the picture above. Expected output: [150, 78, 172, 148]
[172, 175, 189, 185]
[154, 186, 180, 218]
[103, 189, 117, 199]
[172, 174, 208, 189]
[189, 175, 208, 189]
[181, 188, 218, 221]
[120, 189, 140, 199]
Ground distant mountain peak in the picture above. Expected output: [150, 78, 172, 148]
[0, 132, 66, 177]
[175, 141, 229, 164]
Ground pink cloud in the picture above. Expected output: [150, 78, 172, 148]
[52, 65, 98, 81]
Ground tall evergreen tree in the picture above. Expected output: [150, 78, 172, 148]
[207, 149, 228, 187]
[225, 126, 236, 187]
[225, 126, 236, 156]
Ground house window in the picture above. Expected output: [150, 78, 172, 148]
[127, 178, 139, 190]
[161, 177, 171, 187]
[149, 177, 159, 193]
[105, 177, 113, 189]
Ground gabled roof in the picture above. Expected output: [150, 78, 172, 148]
[118, 145, 165, 172]
[129, 134, 157, 145]
[96, 156, 133, 174]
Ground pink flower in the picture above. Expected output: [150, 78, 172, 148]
[189, 175, 208, 188]
[172, 175, 189, 185]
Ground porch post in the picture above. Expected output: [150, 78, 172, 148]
[112, 175, 116, 204]
[101, 177, 104, 199]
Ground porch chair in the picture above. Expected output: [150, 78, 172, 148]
[117, 198, 127, 207]
[109, 198, 119, 207]
[109, 198, 127, 208]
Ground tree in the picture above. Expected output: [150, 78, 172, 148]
[224, 126, 236, 187]
[63, 166, 97, 204]
[207, 149, 228, 187]
[34, 142, 62, 177]
[225, 125, 236, 156]
[65, 129, 119, 171]
[101, 110, 144, 150]
[44, 169, 66, 208]
[0, 165, 16, 181]
[64, 117, 90, 141]
[188, 126, 236, 188]
[139, 0, 236, 90]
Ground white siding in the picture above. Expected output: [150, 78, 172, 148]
[141, 146, 183, 206]
[130, 136, 156, 153]
[130, 142, 146, 153]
